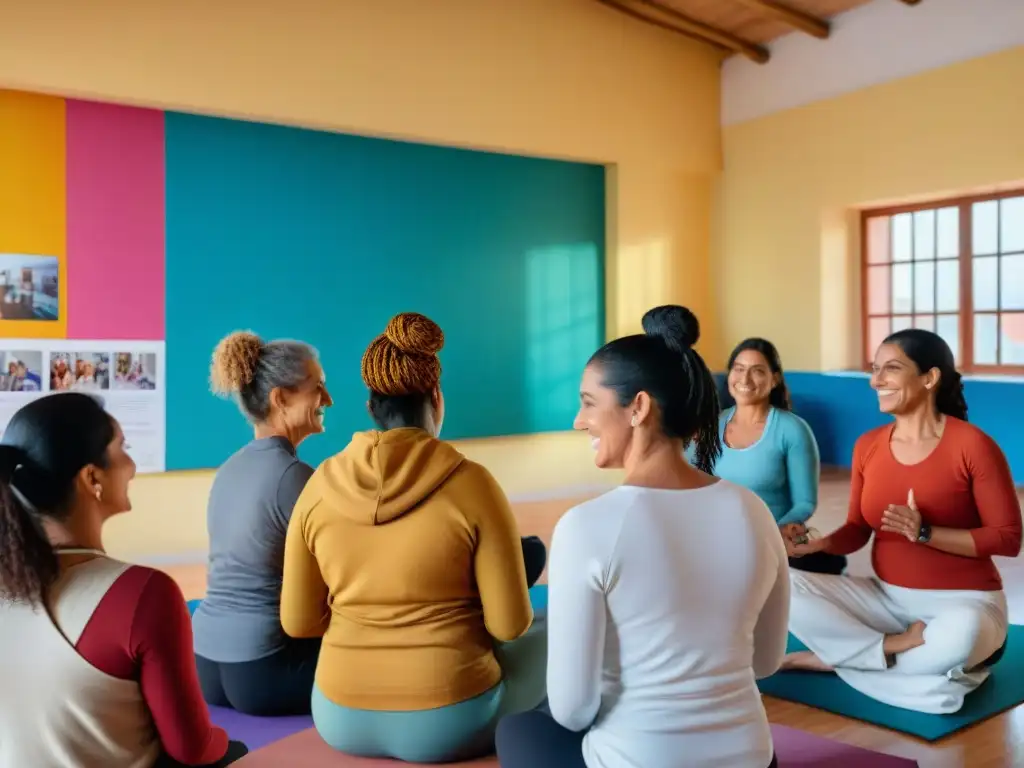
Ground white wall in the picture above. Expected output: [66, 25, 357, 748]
[722, 0, 1024, 126]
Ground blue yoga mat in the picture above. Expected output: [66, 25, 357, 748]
[758, 626, 1024, 741]
[186, 586, 548, 620]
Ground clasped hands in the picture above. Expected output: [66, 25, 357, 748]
[781, 489, 924, 558]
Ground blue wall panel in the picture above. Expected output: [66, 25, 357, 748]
[165, 113, 605, 470]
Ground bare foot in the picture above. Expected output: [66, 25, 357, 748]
[883, 620, 927, 657]
[780, 651, 834, 673]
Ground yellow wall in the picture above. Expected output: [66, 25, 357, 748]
[0, 0, 723, 558]
[716, 46, 1024, 372]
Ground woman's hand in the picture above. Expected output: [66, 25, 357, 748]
[780, 523, 826, 558]
[881, 489, 923, 543]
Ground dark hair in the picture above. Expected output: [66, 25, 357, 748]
[0, 393, 115, 605]
[588, 305, 722, 473]
[368, 391, 432, 431]
[882, 328, 967, 421]
[726, 337, 792, 410]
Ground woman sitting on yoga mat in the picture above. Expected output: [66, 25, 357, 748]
[711, 337, 846, 576]
[784, 329, 1022, 714]
[0, 393, 247, 768]
[280, 312, 547, 763]
[497, 306, 787, 768]
[193, 332, 332, 716]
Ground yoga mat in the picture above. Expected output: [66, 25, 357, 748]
[758, 627, 1024, 741]
[208, 706, 312, 752]
[226, 722, 915, 767]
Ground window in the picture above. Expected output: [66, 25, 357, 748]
[861, 190, 1024, 374]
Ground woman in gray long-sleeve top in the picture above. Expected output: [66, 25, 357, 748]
[192, 331, 333, 716]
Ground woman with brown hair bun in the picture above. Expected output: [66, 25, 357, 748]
[192, 331, 333, 716]
[280, 312, 547, 762]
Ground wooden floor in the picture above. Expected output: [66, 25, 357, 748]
[164, 470, 1024, 768]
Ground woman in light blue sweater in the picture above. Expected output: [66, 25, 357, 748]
[714, 338, 845, 575]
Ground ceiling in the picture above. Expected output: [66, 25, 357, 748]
[594, 0, 922, 64]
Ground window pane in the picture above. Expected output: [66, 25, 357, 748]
[936, 315, 959, 363]
[913, 315, 935, 331]
[936, 206, 959, 259]
[913, 261, 934, 312]
[973, 200, 999, 256]
[892, 316, 912, 333]
[866, 216, 890, 264]
[1001, 254, 1024, 311]
[892, 213, 912, 262]
[1001, 313, 1024, 365]
[1001, 196, 1024, 254]
[867, 317, 890, 361]
[892, 263, 912, 313]
[867, 266, 890, 314]
[973, 256, 999, 311]
[974, 314, 999, 365]
[936, 260, 959, 312]
[913, 209, 935, 261]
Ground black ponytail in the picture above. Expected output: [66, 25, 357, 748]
[588, 305, 723, 474]
[0, 393, 115, 605]
[883, 328, 968, 422]
[935, 369, 968, 421]
[0, 446, 58, 605]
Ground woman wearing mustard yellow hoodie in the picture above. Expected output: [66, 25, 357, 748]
[280, 312, 547, 762]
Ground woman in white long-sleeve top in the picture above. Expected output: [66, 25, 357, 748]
[495, 306, 789, 768]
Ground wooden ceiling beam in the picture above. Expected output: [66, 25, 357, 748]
[595, 0, 732, 55]
[621, 0, 771, 63]
[729, 0, 830, 39]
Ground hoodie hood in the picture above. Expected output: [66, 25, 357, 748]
[318, 428, 464, 525]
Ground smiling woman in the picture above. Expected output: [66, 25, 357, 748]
[783, 328, 1023, 714]
[191, 332, 333, 717]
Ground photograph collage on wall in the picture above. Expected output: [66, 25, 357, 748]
[0, 339, 166, 473]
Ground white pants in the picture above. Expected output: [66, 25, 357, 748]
[789, 571, 1008, 714]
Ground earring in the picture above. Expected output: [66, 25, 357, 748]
[93, 485, 102, 501]
[630, 414, 638, 428]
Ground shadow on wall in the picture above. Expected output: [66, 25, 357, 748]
[717, 371, 1024, 483]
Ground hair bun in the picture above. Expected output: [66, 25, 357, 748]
[384, 313, 445, 356]
[642, 305, 700, 352]
[211, 331, 263, 395]
[362, 312, 444, 397]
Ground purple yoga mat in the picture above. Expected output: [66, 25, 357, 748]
[208, 706, 312, 751]
[209, 708, 917, 766]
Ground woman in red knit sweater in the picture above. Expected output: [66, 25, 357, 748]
[0, 393, 246, 767]
[784, 329, 1022, 714]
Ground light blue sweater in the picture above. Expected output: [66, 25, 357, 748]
[710, 407, 820, 526]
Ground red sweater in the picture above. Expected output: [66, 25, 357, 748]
[827, 418, 1022, 591]
[75, 566, 228, 765]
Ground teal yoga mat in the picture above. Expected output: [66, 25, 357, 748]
[758, 627, 1024, 741]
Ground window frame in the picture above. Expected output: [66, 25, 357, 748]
[860, 188, 1024, 376]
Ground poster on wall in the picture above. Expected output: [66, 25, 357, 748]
[0, 339, 166, 473]
[0, 253, 60, 322]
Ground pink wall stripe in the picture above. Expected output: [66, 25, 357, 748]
[66, 100, 165, 340]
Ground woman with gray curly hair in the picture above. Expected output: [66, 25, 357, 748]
[192, 331, 333, 716]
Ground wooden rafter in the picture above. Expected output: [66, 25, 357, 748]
[623, 0, 770, 63]
[594, 0, 732, 54]
[730, 0, 830, 39]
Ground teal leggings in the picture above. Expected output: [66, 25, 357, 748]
[312, 616, 547, 763]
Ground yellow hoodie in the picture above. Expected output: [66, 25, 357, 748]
[280, 428, 534, 711]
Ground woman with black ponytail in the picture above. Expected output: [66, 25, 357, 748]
[496, 306, 788, 768]
[785, 329, 1021, 714]
[0, 393, 247, 768]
